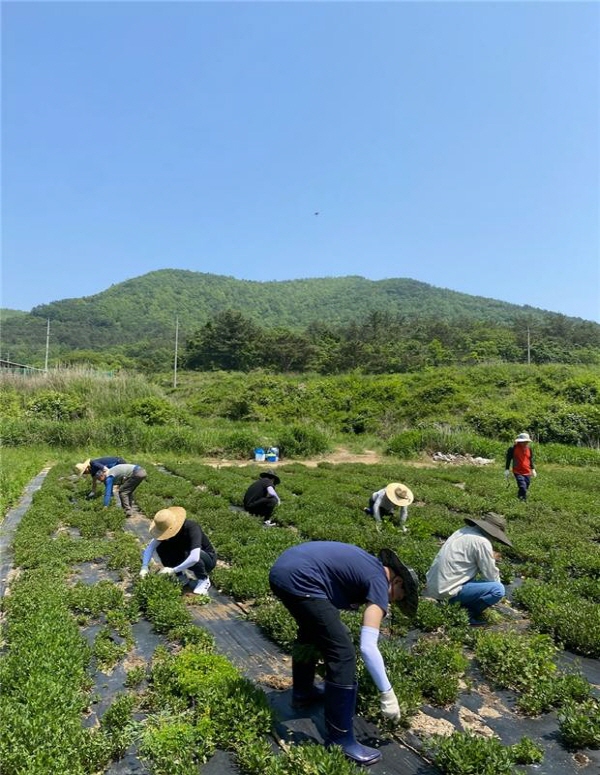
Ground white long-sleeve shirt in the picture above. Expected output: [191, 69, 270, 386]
[425, 526, 500, 600]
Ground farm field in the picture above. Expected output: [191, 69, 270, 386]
[1, 449, 599, 775]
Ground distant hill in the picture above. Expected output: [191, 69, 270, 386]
[2, 270, 598, 366]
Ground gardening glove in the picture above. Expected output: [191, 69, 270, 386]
[139, 567, 149, 578]
[504, 470, 510, 479]
[380, 689, 401, 723]
[85, 491, 96, 500]
[532, 470, 537, 478]
[159, 567, 175, 576]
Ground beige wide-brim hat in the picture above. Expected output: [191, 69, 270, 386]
[74, 459, 91, 476]
[385, 482, 414, 507]
[465, 512, 512, 547]
[150, 506, 187, 540]
[515, 432, 532, 443]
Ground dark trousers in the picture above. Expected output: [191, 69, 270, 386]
[246, 497, 276, 519]
[270, 583, 356, 685]
[188, 550, 217, 580]
[514, 473, 530, 501]
[118, 468, 147, 515]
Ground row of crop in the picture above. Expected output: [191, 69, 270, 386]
[0, 446, 53, 519]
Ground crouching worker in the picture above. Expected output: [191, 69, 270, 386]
[364, 482, 414, 532]
[426, 512, 511, 626]
[243, 469, 281, 524]
[269, 541, 419, 766]
[139, 506, 216, 596]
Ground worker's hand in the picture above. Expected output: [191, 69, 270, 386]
[504, 470, 510, 479]
[139, 567, 149, 578]
[159, 567, 175, 576]
[380, 689, 401, 723]
[85, 492, 96, 500]
[532, 470, 537, 478]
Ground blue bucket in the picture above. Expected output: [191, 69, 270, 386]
[265, 447, 279, 463]
[254, 447, 266, 462]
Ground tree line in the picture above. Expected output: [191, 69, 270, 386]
[180, 309, 600, 374]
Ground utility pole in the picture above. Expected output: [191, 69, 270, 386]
[44, 318, 50, 373]
[173, 316, 179, 389]
[526, 326, 531, 366]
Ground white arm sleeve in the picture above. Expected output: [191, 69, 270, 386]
[360, 626, 392, 693]
[141, 539, 159, 568]
[372, 492, 384, 523]
[172, 547, 201, 574]
[476, 540, 501, 582]
[266, 485, 281, 503]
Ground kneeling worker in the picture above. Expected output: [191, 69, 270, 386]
[139, 506, 216, 596]
[243, 469, 281, 523]
[426, 512, 511, 626]
[365, 482, 414, 532]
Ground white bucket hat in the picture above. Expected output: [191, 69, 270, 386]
[514, 432, 532, 443]
[150, 506, 187, 540]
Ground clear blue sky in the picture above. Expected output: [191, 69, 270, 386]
[3, 1, 599, 321]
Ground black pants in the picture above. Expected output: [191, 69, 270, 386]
[188, 550, 217, 580]
[246, 497, 276, 519]
[270, 583, 356, 685]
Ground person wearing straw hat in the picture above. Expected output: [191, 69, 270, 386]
[139, 506, 217, 596]
[269, 540, 419, 766]
[425, 512, 512, 626]
[243, 469, 281, 525]
[364, 482, 414, 532]
[74, 456, 126, 499]
[505, 432, 537, 501]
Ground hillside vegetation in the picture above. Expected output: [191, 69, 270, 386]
[2, 270, 598, 370]
[1, 365, 598, 460]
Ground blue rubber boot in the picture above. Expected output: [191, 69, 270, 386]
[291, 660, 325, 708]
[324, 681, 382, 766]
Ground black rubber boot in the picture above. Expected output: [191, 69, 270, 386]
[291, 660, 325, 708]
[324, 681, 382, 766]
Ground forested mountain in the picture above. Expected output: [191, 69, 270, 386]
[2, 269, 598, 370]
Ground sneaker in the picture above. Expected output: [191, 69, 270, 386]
[263, 519, 276, 527]
[193, 577, 211, 596]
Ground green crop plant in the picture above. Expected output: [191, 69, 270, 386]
[475, 631, 591, 716]
[428, 731, 543, 775]
[558, 698, 600, 749]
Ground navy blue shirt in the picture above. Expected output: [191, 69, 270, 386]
[269, 541, 389, 614]
[90, 457, 125, 476]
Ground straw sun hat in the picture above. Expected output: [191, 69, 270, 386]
[150, 507, 187, 540]
[74, 459, 91, 476]
[385, 483, 414, 508]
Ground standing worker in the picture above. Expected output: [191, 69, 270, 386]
[74, 456, 126, 499]
[505, 432, 537, 501]
[139, 506, 216, 596]
[426, 512, 511, 626]
[243, 469, 281, 525]
[364, 482, 414, 532]
[96, 462, 147, 517]
[269, 541, 419, 766]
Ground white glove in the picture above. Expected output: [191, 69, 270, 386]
[532, 470, 537, 478]
[504, 470, 510, 479]
[159, 567, 175, 576]
[139, 567, 149, 578]
[380, 689, 401, 722]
